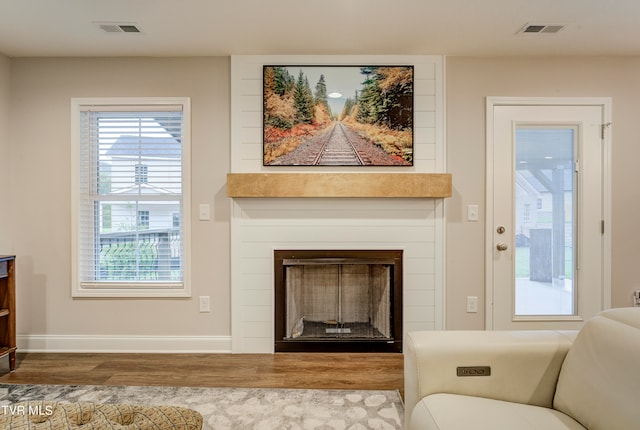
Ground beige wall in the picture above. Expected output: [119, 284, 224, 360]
[5, 55, 639, 344]
[446, 56, 640, 329]
[8, 57, 231, 339]
[0, 53, 9, 249]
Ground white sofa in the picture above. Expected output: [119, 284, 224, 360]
[404, 308, 640, 430]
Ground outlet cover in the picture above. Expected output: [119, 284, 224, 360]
[467, 296, 479, 313]
[199, 296, 210, 313]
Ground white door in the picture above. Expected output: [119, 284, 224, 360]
[486, 98, 611, 330]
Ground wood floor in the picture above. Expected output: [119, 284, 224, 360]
[0, 352, 404, 397]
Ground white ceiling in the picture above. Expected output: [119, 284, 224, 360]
[1, 0, 639, 57]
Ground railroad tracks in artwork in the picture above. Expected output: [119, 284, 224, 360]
[311, 122, 369, 166]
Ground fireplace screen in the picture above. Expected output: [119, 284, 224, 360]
[275, 250, 402, 352]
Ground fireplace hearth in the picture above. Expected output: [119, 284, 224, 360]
[274, 250, 403, 352]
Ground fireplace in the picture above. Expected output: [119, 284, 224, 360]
[274, 250, 402, 352]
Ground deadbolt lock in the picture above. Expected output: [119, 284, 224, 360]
[496, 226, 505, 234]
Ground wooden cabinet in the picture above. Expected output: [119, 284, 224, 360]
[0, 255, 16, 371]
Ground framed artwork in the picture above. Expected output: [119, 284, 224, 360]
[263, 65, 414, 166]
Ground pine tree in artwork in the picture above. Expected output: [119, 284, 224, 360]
[315, 74, 328, 108]
[294, 70, 314, 124]
[273, 67, 294, 96]
[358, 69, 383, 125]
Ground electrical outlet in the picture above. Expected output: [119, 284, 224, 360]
[467, 296, 479, 313]
[199, 296, 210, 313]
[634, 291, 640, 307]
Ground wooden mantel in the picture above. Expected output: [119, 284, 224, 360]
[226, 173, 452, 198]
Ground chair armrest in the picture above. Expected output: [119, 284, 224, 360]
[404, 330, 577, 421]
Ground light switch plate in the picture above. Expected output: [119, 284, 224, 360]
[467, 204, 479, 222]
[199, 204, 210, 221]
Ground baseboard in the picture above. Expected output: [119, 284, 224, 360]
[16, 334, 233, 353]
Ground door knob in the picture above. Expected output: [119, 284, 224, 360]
[496, 243, 508, 251]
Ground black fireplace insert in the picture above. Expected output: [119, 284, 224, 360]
[274, 250, 403, 352]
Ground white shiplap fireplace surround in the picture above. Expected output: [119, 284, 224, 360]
[230, 55, 446, 353]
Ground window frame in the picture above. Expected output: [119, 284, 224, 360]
[71, 97, 191, 298]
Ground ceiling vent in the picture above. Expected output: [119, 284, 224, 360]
[518, 23, 566, 34]
[95, 22, 142, 33]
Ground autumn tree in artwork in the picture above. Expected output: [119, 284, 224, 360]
[340, 67, 414, 164]
[265, 67, 338, 129]
[263, 67, 337, 163]
[356, 66, 413, 131]
[264, 66, 296, 129]
[340, 92, 358, 120]
[378, 66, 413, 130]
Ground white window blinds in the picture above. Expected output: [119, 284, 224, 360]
[73, 99, 190, 297]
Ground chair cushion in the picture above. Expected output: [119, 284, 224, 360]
[409, 393, 585, 430]
[0, 401, 203, 429]
[553, 308, 640, 430]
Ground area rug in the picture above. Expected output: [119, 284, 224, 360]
[0, 383, 403, 430]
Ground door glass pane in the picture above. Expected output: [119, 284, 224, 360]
[514, 127, 576, 316]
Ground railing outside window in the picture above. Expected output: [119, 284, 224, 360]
[98, 228, 182, 281]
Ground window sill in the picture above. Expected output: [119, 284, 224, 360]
[73, 282, 190, 298]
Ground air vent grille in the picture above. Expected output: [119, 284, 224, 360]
[96, 22, 142, 33]
[519, 23, 565, 34]
[524, 25, 546, 33]
[118, 25, 141, 33]
[540, 25, 565, 34]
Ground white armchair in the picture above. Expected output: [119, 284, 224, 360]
[403, 308, 640, 430]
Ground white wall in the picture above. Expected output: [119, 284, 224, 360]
[230, 55, 446, 352]
[0, 53, 10, 250]
[9, 57, 232, 351]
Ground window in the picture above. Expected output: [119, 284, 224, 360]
[135, 164, 148, 184]
[71, 98, 191, 297]
[137, 210, 150, 229]
[102, 204, 112, 230]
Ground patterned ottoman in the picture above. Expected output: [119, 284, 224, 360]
[0, 401, 203, 429]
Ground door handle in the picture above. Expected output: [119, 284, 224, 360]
[496, 243, 508, 251]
